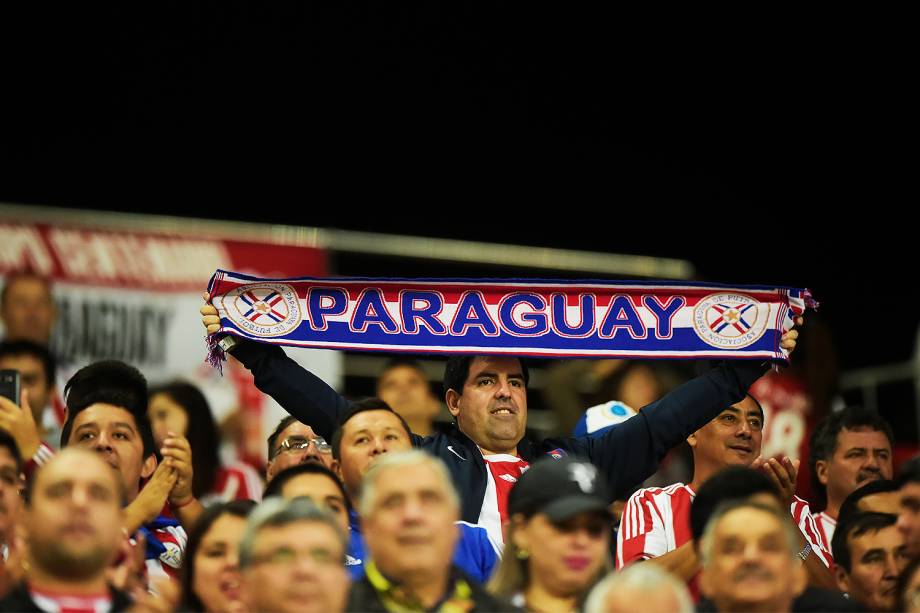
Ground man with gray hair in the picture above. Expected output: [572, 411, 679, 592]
[699, 500, 806, 613]
[584, 563, 694, 613]
[239, 497, 350, 613]
[348, 450, 514, 612]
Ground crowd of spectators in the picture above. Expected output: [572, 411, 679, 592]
[0, 271, 918, 612]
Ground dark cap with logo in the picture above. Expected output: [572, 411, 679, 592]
[508, 457, 612, 522]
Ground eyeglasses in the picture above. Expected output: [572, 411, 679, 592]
[276, 436, 332, 456]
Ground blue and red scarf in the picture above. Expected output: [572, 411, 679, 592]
[206, 269, 815, 366]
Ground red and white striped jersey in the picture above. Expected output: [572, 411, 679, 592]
[791, 497, 833, 565]
[617, 483, 696, 568]
[617, 482, 833, 573]
[200, 462, 265, 505]
[477, 454, 529, 548]
[813, 511, 836, 551]
[814, 511, 837, 551]
[29, 586, 112, 613]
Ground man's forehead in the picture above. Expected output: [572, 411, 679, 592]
[344, 409, 405, 433]
[729, 396, 763, 419]
[279, 420, 318, 441]
[380, 364, 427, 384]
[73, 404, 139, 430]
[256, 520, 342, 548]
[850, 524, 903, 551]
[6, 277, 51, 298]
[837, 428, 891, 449]
[861, 491, 900, 514]
[374, 463, 444, 493]
[748, 491, 783, 511]
[40, 453, 119, 491]
[718, 507, 783, 536]
[285, 473, 341, 496]
[0, 354, 43, 372]
[467, 356, 524, 379]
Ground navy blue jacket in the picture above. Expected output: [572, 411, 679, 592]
[232, 342, 766, 524]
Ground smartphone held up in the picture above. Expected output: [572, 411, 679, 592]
[0, 370, 20, 407]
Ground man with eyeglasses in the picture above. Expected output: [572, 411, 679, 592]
[266, 415, 334, 481]
[239, 497, 350, 613]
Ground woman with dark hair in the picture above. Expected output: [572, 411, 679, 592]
[489, 458, 612, 612]
[149, 381, 263, 504]
[180, 500, 255, 613]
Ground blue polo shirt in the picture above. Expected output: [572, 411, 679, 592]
[347, 511, 499, 584]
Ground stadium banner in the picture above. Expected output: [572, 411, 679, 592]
[207, 268, 815, 364]
[0, 218, 337, 461]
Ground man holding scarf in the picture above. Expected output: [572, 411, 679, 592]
[202, 291, 803, 546]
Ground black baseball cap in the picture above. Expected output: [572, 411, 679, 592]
[508, 457, 612, 522]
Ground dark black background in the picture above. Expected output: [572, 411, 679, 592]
[0, 4, 911, 372]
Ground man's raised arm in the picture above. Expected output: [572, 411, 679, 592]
[202, 298, 349, 440]
[570, 321, 801, 500]
[577, 360, 767, 500]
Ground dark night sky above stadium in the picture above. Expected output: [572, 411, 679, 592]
[0, 5, 911, 370]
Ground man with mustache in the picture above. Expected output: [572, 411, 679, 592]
[203, 303, 803, 545]
[699, 500, 807, 613]
[690, 466, 859, 612]
[809, 407, 894, 545]
[617, 395, 833, 597]
[832, 511, 910, 612]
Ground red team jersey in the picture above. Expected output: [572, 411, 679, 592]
[29, 586, 112, 613]
[478, 454, 530, 547]
[617, 482, 833, 599]
[200, 462, 265, 505]
[813, 511, 836, 548]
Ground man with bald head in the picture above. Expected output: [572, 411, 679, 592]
[0, 448, 133, 611]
